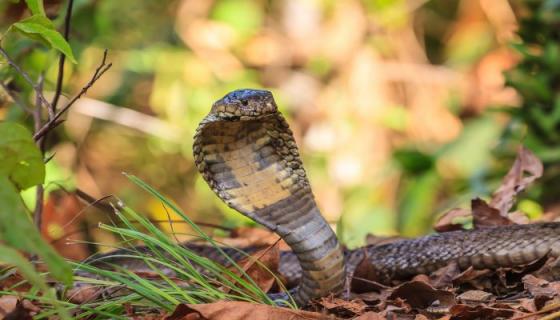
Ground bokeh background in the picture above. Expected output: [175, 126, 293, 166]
[1, 0, 554, 251]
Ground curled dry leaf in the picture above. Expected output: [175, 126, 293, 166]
[507, 211, 530, 224]
[490, 146, 543, 216]
[435, 146, 542, 233]
[350, 253, 390, 293]
[451, 267, 493, 290]
[522, 274, 560, 308]
[471, 198, 514, 228]
[165, 302, 329, 320]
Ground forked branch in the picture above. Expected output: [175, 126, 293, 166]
[33, 49, 112, 142]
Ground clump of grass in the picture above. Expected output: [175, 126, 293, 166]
[1, 174, 295, 318]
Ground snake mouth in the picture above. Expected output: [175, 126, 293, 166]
[205, 113, 277, 123]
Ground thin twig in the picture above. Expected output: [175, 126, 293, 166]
[34, 186, 45, 231]
[0, 47, 54, 118]
[33, 50, 112, 142]
[51, 0, 75, 111]
[75, 188, 116, 213]
[33, 74, 45, 230]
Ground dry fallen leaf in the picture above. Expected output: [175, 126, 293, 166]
[363, 235, 404, 246]
[436, 146, 543, 234]
[316, 296, 367, 317]
[0, 296, 18, 318]
[66, 285, 103, 304]
[456, 290, 494, 303]
[535, 256, 560, 281]
[0, 299, 33, 320]
[429, 262, 462, 289]
[522, 274, 560, 309]
[471, 198, 514, 228]
[490, 146, 543, 216]
[165, 302, 330, 320]
[388, 280, 456, 310]
[353, 311, 384, 320]
[350, 292, 383, 305]
[516, 298, 538, 313]
[434, 208, 471, 232]
[350, 252, 390, 293]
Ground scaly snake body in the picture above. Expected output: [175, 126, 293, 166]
[86, 89, 560, 306]
[191, 89, 560, 305]
[193, 89, 345, 305]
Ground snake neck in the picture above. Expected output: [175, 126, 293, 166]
[193, 107, 346, 305]
[251, 186, 346, 305]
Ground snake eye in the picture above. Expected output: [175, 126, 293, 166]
[240, 99, 248, 106]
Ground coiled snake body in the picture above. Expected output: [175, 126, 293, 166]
[191, 89, 560, 305]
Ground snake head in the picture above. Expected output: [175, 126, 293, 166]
[211, 89, 277, 119]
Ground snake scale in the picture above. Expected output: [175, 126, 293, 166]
[90, 89, 560, 306]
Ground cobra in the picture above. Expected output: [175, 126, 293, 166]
[192, 89, 560, 306]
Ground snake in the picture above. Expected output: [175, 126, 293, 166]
[86, 89, 560, 306]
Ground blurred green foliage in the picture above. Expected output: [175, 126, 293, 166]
[1, 0, 558, 252]
[501, 0, 560, 205]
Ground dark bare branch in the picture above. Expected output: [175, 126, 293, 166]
[33, 74, 45, 230]
[33, 50, 112, 142]
[51, 0, 75, 111]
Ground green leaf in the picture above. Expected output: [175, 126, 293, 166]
[24, 0, 46, 16]
[0, 122, 45, 190]
[0, 244, 71, 320]
[0, 176, 73, 285]
[11, 15, 77, 63]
